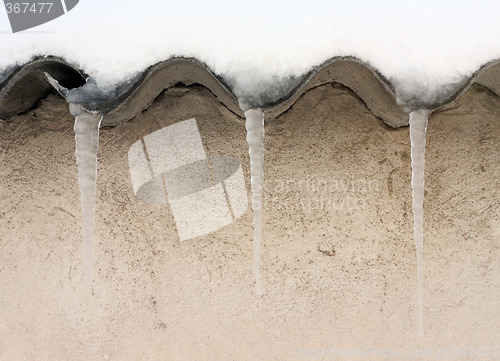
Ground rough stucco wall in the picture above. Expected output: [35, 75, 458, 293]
[0, 84, 498, 360]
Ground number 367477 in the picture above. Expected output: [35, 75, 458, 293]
[5, 2, 54, 14]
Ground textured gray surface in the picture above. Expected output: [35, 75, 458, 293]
[0, 85, 498, 360]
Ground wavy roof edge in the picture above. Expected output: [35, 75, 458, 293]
[1, 56, 499, 128]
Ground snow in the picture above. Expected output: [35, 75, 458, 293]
[1, 0, 500, 106]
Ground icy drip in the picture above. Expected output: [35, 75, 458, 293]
[244, 108, 265, 296]
[74, 111, 102, 293]
[409, 109, 430, 337]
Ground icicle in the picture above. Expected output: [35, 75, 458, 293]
[73, 108, 102, 294]
[243, 106, 265, 296]
[409, 109, 430, 337]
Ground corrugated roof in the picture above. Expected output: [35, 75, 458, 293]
[1, 56, 499, 128]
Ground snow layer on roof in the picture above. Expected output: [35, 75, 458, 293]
[1, 0, 500, 106]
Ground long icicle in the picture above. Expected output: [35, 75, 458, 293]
[409, 109, 430, 337]
[244, 108, 265, 296]
[74, 111, 102, 294]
